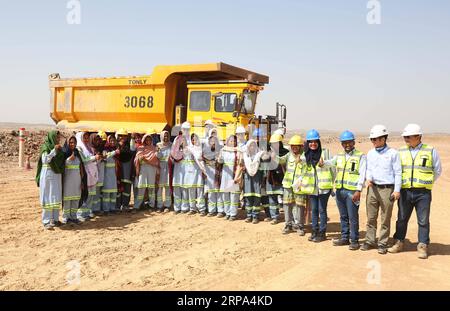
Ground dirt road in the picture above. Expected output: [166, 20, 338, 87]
[1, 136, 449, 290]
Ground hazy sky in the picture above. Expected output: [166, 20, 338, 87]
[1, 0, 449, 133]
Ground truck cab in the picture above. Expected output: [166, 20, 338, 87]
[185, 81, 262, 140]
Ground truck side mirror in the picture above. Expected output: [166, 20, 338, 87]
[234, 96, 241, 112]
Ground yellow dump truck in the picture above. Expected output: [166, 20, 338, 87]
[49, 62, 286, 140]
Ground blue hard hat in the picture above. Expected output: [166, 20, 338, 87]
[252, 128, 264, 137]
[339, 130, 355, 142]
[306, 129, 320, 141]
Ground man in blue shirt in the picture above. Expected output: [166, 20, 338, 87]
[388, 124, 442, 259]
[362, 125, 402, 254]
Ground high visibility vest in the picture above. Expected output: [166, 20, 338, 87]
[335, 150, 364, 191]
[300, 152, 334, 194]
[399, 144, 434, 190]
[282, 153, 303, 188]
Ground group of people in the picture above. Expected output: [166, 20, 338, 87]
[36, 121, 441, 259]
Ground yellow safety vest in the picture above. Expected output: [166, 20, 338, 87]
[399, 144, 434, 190]
[282, 153, 303, 189]
[300, 151, 334, 194]
[335, 150, 364, 191]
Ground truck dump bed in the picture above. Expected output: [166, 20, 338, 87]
[49, 62, 269, 133]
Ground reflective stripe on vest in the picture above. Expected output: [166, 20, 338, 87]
[65, 165, 80, 170]
[335, 150, 363, 191]
[399, 144, 434, 190]
[282, 153, 302, 188]
[300, 151, 334, 194]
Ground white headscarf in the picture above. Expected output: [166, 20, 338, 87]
[187, 133, 206, 173]
[157, 130, 171, 149]
[202, 128, 222, 160]
[243, 139, 263, 176]
[75, 131, 93, 157]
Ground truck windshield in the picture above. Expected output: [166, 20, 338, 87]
[215, 93, 237, 112]
[240, 90, 257, 114]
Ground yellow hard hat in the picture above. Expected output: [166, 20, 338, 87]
[146, 128, 157, 135]
[269, 133, 283, 143]
[288, 135, 303, 146]
[116, 128, 128, 136]
[97, 130, 107, 141]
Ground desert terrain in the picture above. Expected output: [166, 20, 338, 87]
[0, 125, 449, 290]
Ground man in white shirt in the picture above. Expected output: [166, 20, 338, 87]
[362, 125, 402, 254]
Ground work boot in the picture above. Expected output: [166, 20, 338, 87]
[252, 218, 259, 224]
[360, 242, 376, 251]
[207, 213, 216, 217]
[199, 211, 207, 217]
[43, 223, 54, 230]
[49, 220, 56, 228]
[245, 217, 252, 223]
[378, 246, 388, 255]
[313, 232, 326, 243]
[217, 213, 224, 218]
[297, 227, 306, 236]
[282, 225, 292, 234]
[271, 219, 278, 225]
[332, 239, 350, 246]
[388, 240, 404, 254]
[264, 217, 271, 222]
[349, 242, 360, 251]
[417, 243, 428, 259]
[188, 210, 196, 215]
[308, 231, 318, 242]
[229, 216, 237, 221]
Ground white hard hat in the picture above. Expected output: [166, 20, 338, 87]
[181, 121, 191, 129]
[402, 124, 422, 137]
[369, 125, 389, 139]
[274, 128, 285, 136]
[205, 119, 215, 126]
[235, 126, 246, 134]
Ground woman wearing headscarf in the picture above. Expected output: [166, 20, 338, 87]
[116, 129, 134, 212]
[217, 134, 244, 220]
[297, 129, 334, 243]
[102, 135, 121, 214]
[61, 135, 87, 225]
[75, 132, 100, 221]
[171, 122, 191, 213]
[260, 134, 289, 225]
[36, 130, 65, 230]
[183, 133, 206, 215]
[90, 133, 104, 215]
[242, 139, 264, 224]
[134, 131, 160, 210]
[202, 128, 222, 216]
[130, 132, 143, 211]
[156, 130, 172, 212]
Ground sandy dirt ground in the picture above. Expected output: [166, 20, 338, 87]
[1, 134, 449, 291]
